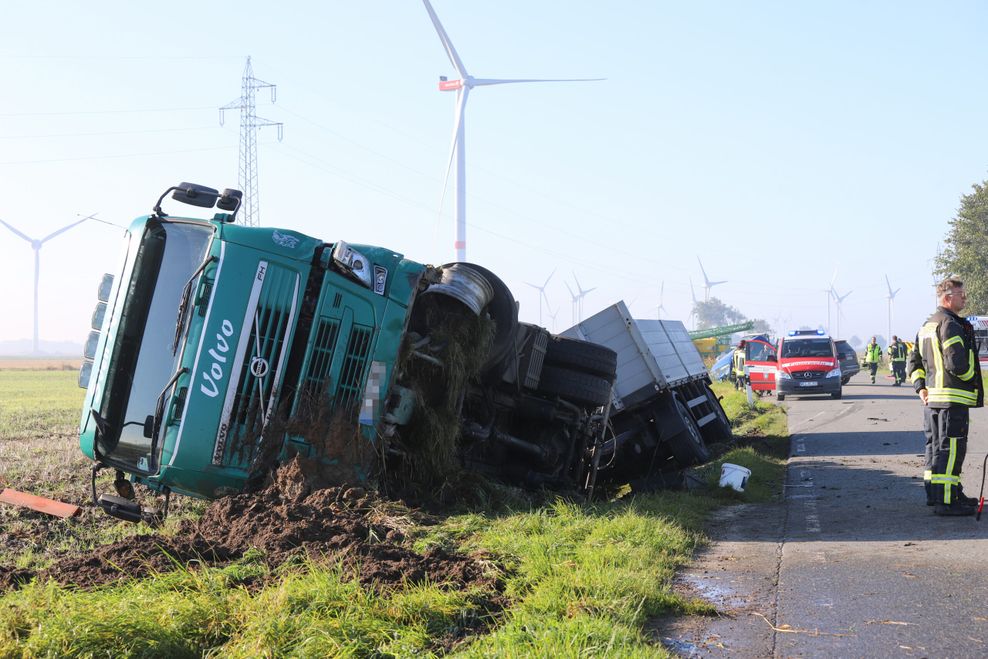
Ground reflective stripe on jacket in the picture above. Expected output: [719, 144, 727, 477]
[888, 341, 908, 363]
[906, 307, 984, 408]
[864, 343, 882, 364]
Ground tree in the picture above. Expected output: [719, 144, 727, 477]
[694, 297, 746, 329]
[935, 179, 988, 314]
[750, 318, 772, 334]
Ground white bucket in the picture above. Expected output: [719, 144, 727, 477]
[719, 463, 751, 492]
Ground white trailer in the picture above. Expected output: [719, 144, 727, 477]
[563, 301, 731, 488]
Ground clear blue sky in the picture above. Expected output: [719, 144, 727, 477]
[1, 1, 987, 351]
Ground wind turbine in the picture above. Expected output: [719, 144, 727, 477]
[885, 275, 900, 344]
[831, 287, 852, 339]
[572, 273, 595, 322]
[525, 269, 555, 326]
[696, 256, 726, 301]
[657, 281, 668, 320]
[422, 0, 604, 262]
[689, 278, 699, 329]
[547, 305, 560, 332]
[0, 213, 98, 354]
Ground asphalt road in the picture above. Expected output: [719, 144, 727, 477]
[657, 371, 988, 657]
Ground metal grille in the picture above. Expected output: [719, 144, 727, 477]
[222, 266, 297, 466]
[335, 326, 372, 412]
[301, 318, 341, 398]
[793, 371, 824, 380]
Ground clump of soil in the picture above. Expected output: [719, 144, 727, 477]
[3, 456, 503, 605]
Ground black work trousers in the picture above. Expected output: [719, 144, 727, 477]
[925, 406, 970, 505]
[892, 361, 906, 384]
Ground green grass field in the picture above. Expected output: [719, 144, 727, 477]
[0, 369, 789, 657]
[0, 370, 85, 442]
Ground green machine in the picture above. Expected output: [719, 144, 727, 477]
[79, 183, 618, 522]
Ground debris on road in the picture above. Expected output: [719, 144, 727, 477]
[0, 488, 80, 519]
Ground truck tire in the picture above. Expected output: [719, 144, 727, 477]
[544, 336, 618, 381]
[777, 393, 785, 401]
[667, 396, 710, 466]
[537, 365, 613, 408]
[831, 389, 842, 400]
[443, 262, 519, 378]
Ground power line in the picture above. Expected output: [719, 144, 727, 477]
[0, 126, 217, 140]
[0, 106, 218, 118]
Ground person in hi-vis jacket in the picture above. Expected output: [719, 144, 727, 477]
[907, 276, 984, 516]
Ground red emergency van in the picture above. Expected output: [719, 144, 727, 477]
[775, 329, 842, 401]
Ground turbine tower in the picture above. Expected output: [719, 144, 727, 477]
[524, 269, 555, 326]
[0, 214, 97, 354]
[689, 278, 699, 329]
[220, 56, 283, 228]
[696, 256, 726, 301]
[885, 275, 900, 344]
[831, 288, 852, 339]
[422, 0, 603, 262]
[824, 267, 839, 334]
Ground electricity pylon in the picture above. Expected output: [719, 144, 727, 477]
[220, 56, 283, 227]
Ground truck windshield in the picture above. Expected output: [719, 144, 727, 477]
[96, 220, 213, 473]
[781, 338, 833, 359]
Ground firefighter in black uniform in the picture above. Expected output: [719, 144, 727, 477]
[888, 335, 908, 386]
[907, 276, 984, 516]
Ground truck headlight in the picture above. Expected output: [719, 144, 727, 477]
[777, 370, 792, 380]
[825, 368, 841, 378]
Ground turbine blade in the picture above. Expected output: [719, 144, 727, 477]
[830, 266, 839, 286]
[421, 0, 468, 77]
[40, 215, 91, 244]
[565, 281, 576, 299]
[543, 268, 556, 288]
[0, 218, 33, 244]
[471, 77, 605, 87]
[696, 256, 709, 285]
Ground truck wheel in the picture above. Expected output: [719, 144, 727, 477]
[443, 262, 519, 378]
[537, 365, 613, 408]
[667, 396, 710, 466]
[831, 390, 842, 400]
[544, 336, 617, 381]
[777, 393, 785, 401]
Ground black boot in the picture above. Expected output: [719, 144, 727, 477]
[925, 481, 934, 506]
[934, 502, 975, 516]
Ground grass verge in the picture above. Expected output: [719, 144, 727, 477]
[1, 372, 789, 656]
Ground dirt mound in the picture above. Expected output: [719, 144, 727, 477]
[3, 457, 502, 600]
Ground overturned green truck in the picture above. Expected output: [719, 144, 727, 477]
[78, 183, 730, 523]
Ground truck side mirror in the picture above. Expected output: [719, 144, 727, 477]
[171, 182, 219, 208]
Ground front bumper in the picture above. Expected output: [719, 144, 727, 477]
[777, 376, 842, 396]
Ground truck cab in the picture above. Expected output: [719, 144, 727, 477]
[775, 329, 842, 401]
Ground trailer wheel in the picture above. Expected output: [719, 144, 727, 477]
[667, 396, 711, 466]
[537, 365, 613, 408]
[544, 336, 617, 381]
